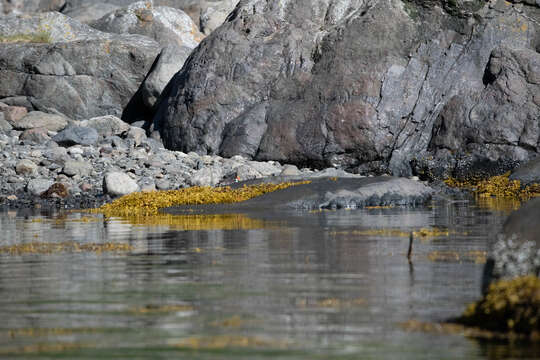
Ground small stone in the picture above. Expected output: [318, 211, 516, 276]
[126, 126, 146, 146]
[280, 164, 301, 176]
[41, 183, 69, 199]
[68, 146, 84, 156]
[27, 179, 54, 196]
[79, 115, 130, 138]
[53, 126, 99, 146]
[11, 111, 68, 132]
[30, 150, 42, 158]
[80, 183, 92, 192]
[63, 161, 92, 177]
[15, 159, 38, 175]
[155, 179, 171, 190]
[19, 127, 51, 144]
[1, 105, 27, 124]
[103, 171, 140, 196]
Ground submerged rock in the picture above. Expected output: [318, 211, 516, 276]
[166, 176, 434, 213]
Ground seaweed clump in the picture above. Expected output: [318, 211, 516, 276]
[94, 182, 311, 217]
[458, 276, 540, 336]
[445, 173, 540, 201]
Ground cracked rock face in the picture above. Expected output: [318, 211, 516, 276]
[0, 12, 160, 120]
[155, 0, 540, 178]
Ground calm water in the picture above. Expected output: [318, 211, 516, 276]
[0, 200, 539, 359]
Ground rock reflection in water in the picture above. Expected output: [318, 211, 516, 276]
[0, 201, 535, 359]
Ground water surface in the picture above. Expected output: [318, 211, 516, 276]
[0, 200, 538, 359]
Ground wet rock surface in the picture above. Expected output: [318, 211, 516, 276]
[165, 176, 434, 214]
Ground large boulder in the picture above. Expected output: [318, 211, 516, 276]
[61, 0, 235, 31]
[483, 198, 540, 291]
[427, 46, 540, 179]
[90, 1, 203, 48]
[0, 12, 160, 120]
[90, 1, 203, 111]
[154, 0, 539, 178]
[509, 156, 540, 186]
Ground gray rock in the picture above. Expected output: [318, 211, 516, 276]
[483, 198, 540, 291]
[0, 104, 27, 124]
[43, 147, 69, 162]
[0, 113, 12, 132]
[15, 159, 38, 175]
[190, 166, 223, 186]
[53, 126, 99, 146]
[509, 157, 540, 186]
[0, 0, 65, 14]
[103, 171, 140, 196]
[234, 164, 261, 181]
[141, 44, 193, 109]
[126, 126, 146, 146]
[79, 115, 130, 138]
[280, 164, 301, 177]
[155, 179, 171, 190]
[154, 0, 537, 179]
[199, 0, 237, 35]
[26, 178, 54, 196]
[0, 12, 160, 120]
[63, 160, 92, 177]
[90, 1, 203, 48]
[19, 127, 51, 143]
[63, 3, 122, 23]
[9, 111, 68, 132]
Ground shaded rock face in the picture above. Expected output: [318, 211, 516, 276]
[155, 0, 540, 177]
[483, 198, 540, 292]
[90, 1, 203, 112]
[0, 12, 160, 120]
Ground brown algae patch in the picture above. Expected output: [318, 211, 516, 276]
[0, 242, 133, 255]
[175, 335, 290, 350]
[296, 297, 366, 309]
[93, 181, 311, 217]
[110, 213, 271, 230]
[445, 173, 540, 203]
[129, 304, 194, 315]
[8, 328, 96, 338]
[458, 276, 540, 336]
[331, 227, 457, 240]
[0, 342, 85, 355]
[427, 250, 487, 264]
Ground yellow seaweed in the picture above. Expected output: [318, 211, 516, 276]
[459, 276, 540, 334]
[93, 181, 311, 217]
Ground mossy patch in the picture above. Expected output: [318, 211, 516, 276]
[458, 276, 540, 336]
[0, 31, 51, 44]
[93, 182, 311, 218]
